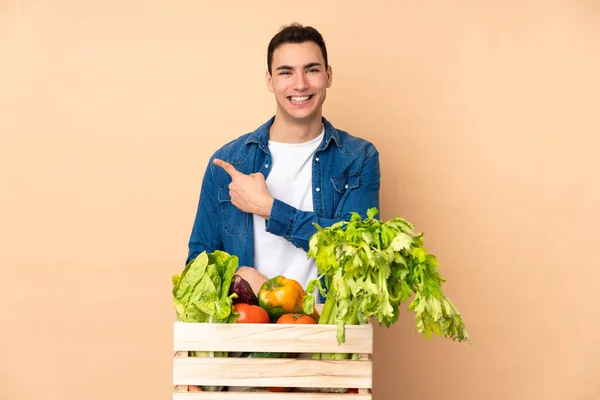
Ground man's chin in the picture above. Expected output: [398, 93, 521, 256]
[281, 108, 321, 123]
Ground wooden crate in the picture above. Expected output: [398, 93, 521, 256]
[172, 318, 373, 399]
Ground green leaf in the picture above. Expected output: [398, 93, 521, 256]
[305, 207, 470, 344]
[390, 232, 412, 252]
[350, 212, 362, 223]
[411, 247, 427, 263]
[345, 221, 357, 241]
[171, 250, 238, 323]
[366, 207, 379, 220]
[302, 293, 315, 315]
[400, 280, 413, 302]
[360, 231, 373, 245]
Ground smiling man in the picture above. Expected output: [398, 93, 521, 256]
[186, 23, 381, 295]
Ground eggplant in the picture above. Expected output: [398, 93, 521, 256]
[228, 274, 258, 305]
[240, 351, 294, 358]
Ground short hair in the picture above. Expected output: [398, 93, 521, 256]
[267, 23, 328, 75]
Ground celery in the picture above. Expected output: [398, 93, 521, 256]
[303, 208, 469, 348]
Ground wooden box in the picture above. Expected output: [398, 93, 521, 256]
[172, 318, 373, 399]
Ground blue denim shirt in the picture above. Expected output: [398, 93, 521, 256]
[186, 116, 381, 269]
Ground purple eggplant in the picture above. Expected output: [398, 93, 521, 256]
[228, 274, 258, 305]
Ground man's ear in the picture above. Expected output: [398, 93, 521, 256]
[326, 65, 333, 88]
[266, 70, 274, 92]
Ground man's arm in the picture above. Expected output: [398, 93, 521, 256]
[188, 158, 268, 295]
[214, 149, 381, 252]
[266, 150, 380, 251]
[186, 158, 222, 265]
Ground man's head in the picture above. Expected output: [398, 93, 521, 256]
[267, 23, 328, 75]
[266, 23, 332, 125]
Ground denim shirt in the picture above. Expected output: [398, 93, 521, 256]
[186, 116, 381, 269]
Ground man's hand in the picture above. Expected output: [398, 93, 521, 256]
[213, 158, 274, 220]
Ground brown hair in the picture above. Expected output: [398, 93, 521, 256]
[267, 23, 328, 75]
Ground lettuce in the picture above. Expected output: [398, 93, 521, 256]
[172, 250, 238, 323]
[172, 250, 239, 392]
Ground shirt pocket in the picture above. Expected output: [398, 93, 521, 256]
[331, 172, 360, 217]
[218, 186, 249, 236]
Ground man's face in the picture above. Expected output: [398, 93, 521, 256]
[266, 41, 332, 123]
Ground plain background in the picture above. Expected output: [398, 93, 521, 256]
[1, 1, 599, 399]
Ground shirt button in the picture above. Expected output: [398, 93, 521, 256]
[315, 157, 320, 162]
[345, 184, 349, 189]
[265, 164, 269, 168]
[315, 187, 321, 192]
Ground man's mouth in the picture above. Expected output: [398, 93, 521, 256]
[287, 95, 314, 105]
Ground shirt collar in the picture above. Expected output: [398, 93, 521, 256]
[245, 116, 341, 151]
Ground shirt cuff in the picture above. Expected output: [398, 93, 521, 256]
[265, 198, 298, 239]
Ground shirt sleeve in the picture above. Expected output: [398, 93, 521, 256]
[265, 148, 381, 251]
[186, 157, 223, 265]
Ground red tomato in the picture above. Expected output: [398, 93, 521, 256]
[233, 303, 270, 323]
[276, 313, 316, 324]
[267, 313, 314, 392]
[266, 386, 291, 392]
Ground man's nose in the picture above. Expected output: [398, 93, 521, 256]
[292, 73, 309, 90]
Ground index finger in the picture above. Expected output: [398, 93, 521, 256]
[213, 158, 239, 177]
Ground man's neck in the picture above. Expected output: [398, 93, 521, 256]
[269, 113, 323, 144]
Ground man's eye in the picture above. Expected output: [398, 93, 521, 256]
[307, 68, 320, 73]
[279, 71, 291, 75]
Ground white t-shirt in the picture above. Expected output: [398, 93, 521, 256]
[252, 129, 324, 289]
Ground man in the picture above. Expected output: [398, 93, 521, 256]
[186, 23, 380, 295]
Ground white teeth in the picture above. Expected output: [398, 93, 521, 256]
[290, 96, 310, 101]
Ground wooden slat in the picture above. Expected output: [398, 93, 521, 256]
[358, 354, 370, 395]
[173, 357, 372, 388]
[173, 322, 372, 353]
[173, 390, 372, 399]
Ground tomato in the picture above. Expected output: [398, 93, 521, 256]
[233, 303, 270, 323]
[276, 313, 316, 324]
[266, 386, 291, 392]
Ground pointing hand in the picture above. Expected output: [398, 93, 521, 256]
[213, 158, 274, 220]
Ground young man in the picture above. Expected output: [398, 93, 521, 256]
[186, 23, 380, 294]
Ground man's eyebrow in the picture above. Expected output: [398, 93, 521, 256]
[275, 62, 323, 71]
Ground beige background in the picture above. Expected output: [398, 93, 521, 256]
[1, 1, 599, 399]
